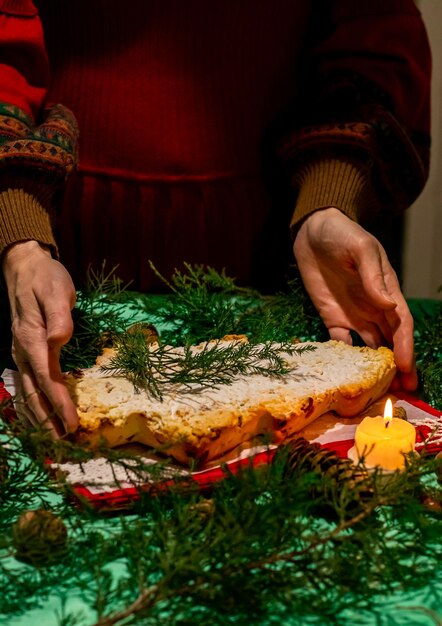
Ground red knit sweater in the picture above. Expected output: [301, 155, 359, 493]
[0, 0, 431, 291]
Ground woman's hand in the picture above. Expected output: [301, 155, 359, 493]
[2, 240, 79, 436]
[293, 207, 417, 391]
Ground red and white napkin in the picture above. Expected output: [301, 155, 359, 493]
[1, 369, 441, 511]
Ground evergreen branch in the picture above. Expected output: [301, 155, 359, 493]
[1, 264, 442, 626]
[395, 606, 442, 626]
[100, 331, 314, 400]
[413, 292, 442, 409]
[74, 472, 433, 626]
[60, 263, 149, 371]
[93, 584, 161, 626]
[82, 500, 384, 626]
[143, 262, 271, 345]
[148, 260, 258, 300]
[244, 495, 389, 571]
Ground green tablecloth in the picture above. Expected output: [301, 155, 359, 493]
[1, 295, 441, 626]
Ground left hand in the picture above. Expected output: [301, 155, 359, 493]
[2, 241, 78, 436]
[293, 207, 417, 391]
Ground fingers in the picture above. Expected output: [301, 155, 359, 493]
[353, 238, 398, 311]
[328, 316, 417, 392]
[331, 301, 415, 387]
[296, 218, 416, 391]
[45, 304, 75, 349]
[328, 327, 352, 345]
[13, 339, 79, 435]
[341, 228, 416, 388]
[328, 320, 384, 351]
[18, 362, 61, 438]
[4, 244, 79, 435]
[44, 345, 79, 433]
[385, 304, 417, 390]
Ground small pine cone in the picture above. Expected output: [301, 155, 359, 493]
[189, 498, 215, 521]
[393, 406, 408, 421]
[12, 509, 68, 566]
[282, 437, 356, 480]
[278, 437, 373, 517]
[127, 323, 160, 345]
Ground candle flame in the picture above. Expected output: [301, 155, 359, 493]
[384, 398, 393, 427]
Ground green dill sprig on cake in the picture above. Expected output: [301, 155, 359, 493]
[100, 331, 314, 400]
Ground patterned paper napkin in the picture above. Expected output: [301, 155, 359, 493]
[1, 369, 441, 511]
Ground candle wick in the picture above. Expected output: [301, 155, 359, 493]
[385, 420, 390, 429]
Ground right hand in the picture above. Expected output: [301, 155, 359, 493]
[2, 240, 78, 436]
[293, 208, 417, 391]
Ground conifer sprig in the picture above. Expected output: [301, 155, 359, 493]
[413, 290, 442, 409]
[141, 261, 328, 346]
[100, 331, 314, 400]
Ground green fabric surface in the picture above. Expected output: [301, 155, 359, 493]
[0, 295, 441, 626]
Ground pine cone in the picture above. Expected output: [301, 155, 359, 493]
[281, 437, 356, 479]
[419, 492, 442, 516]
[127, 323, 160, 345]
[393, 406, 408, 421]
[12, 509, 68, 566]
[277, 437, 373, 519]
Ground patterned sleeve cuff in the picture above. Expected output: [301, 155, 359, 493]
[0, 101, 78, 257]
[0, 102, 78, 182]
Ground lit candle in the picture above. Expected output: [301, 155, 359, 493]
[354, 399, 416, 471]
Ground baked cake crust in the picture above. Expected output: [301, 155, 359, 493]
[65, 340, 396, 465]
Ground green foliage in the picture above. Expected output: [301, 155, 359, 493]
[1, 413, 442, 625]
[0, 263, 441, 625]
[142, 261, 261, 345]
[60, 263, 147, 371]
[141, 261, 328, 346]
[62, 262, 440, 405]
[413, 292, 442, 409]
[102, 330, 314, 400]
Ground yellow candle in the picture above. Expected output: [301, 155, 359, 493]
[354, 399, 416, 471]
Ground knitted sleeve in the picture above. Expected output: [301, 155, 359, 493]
[278, 0, 431, 232]
[0, 0, 78, 258]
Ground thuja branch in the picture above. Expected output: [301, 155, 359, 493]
[61, 262, 147, 371]
[100, 331, 315, 399]
[413, 292, 442, 409]
[93, 584, 161, 626]
[88, 490, 398, 626]
[244, 497, 388, 571]
[144, 261, 261, 345]
[143, 262, 328, 346]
